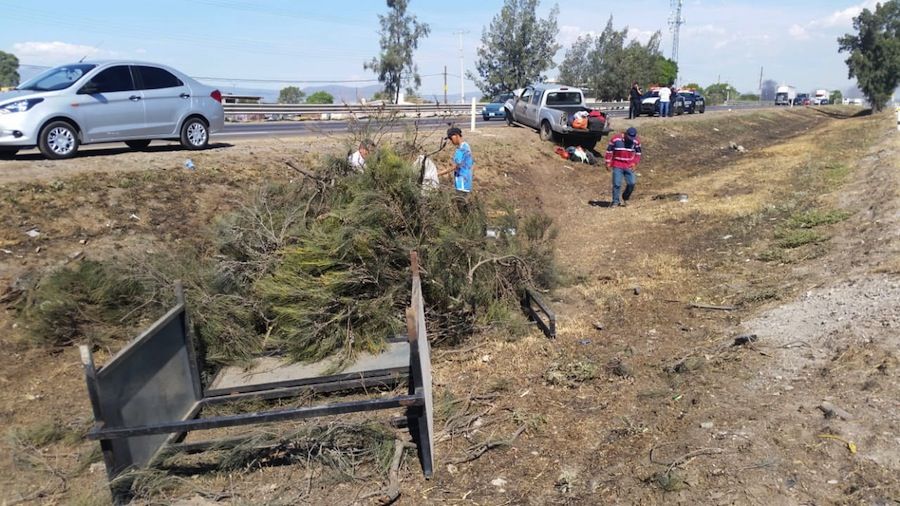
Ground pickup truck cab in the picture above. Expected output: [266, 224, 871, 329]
[503, 84, 610, 149]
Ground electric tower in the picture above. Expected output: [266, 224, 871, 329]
[669, 0, 685, 82]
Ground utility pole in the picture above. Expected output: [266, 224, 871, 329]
[758, 66, 763, 103]
[454, 30, 470, 104]
[443, 65, 448, 105]
[669, 0, 685, 84]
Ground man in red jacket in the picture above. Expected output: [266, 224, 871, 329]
[604, 127, 642, 207]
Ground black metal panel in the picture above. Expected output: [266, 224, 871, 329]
[406, 252, 434, 478]
[94, 307, 201, 475]
[523, 288, 557, 338]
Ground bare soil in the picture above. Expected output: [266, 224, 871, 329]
[0, 106, 897, 505]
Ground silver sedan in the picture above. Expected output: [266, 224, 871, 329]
[0, 60, 224, 159]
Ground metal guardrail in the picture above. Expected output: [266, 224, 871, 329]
[222, 101, 631, 118]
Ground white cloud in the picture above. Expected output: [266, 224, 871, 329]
[789, 24, 810, 40]
[789, 0, 879, 40]
[685, 24, 726, 37]
[557, 25, 655, 47]
[627, 28, 656, 44]
[558, 25, 598, 47]
[12, 41, 116, 65]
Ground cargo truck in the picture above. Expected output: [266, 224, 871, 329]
[775, 85, 796, 106]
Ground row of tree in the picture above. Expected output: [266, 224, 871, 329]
[277, 86, 334, 104]
[364, 0, 897, 111]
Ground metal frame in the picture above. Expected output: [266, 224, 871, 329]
[81, 254, 434, 502]
[523, 287, 557, 338]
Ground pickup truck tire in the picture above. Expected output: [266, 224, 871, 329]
[539, 121, 555, 142]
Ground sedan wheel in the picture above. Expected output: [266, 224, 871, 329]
[39, 121, 79, 159]
[505, 113, 514, 126]
[699, 104, 706, 114]
[180, 117, 209, 150]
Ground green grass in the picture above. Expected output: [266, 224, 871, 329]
[822, 162, 851, 189]
[784, 209, 851, 229]
[775, 229, 826, 249]
[766, 207, 851, 252]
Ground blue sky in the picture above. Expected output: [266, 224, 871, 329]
[0, 0, 881, 97]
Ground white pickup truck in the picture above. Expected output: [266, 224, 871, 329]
[503, 84, 610, 149]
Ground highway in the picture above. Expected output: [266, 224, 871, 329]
[214, 103, 767, 140]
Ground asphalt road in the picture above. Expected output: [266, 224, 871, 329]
[214, 103, 769, 141]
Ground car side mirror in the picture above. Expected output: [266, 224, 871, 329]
[78, 83, 99, 95]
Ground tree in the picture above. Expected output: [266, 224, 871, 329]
[830, 89, 843, 104]
[558, 34, 593, 88]
[837, 0, 900, 112]
[682, 82, 703, 93]
[364, 0, 430, 104]
[557, 17, 673, 101]
[0, 50, 19, 88]
[469, 0, 560, 98]
[306, 91, 334, 104]
[278, 86, 306, 104]
[653, 56, 678, 87]
[704, 83, 738, 105]
[760, 79, 778, 101]
[738, 93, 760, 101]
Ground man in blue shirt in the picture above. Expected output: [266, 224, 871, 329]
[438, 127, 474, 193]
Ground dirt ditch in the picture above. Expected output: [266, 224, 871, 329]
[0, 107, 897, 505]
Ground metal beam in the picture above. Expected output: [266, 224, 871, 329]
[88, 394, 423, 440]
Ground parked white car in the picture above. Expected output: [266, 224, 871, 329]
[0, 61, 224, 159]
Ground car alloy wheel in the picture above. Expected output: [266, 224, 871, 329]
[39, 120, 80, 159]
[180, 118, 209, 150]
[48, 127, 75, 154]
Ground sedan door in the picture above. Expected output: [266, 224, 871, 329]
[74, 65, 145, 142]
[133, 65, 193, 136]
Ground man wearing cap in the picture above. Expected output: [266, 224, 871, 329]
[438, 127, 474, 194]
[604, 127, 642, 207]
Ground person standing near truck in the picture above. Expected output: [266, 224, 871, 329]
[657, 85, 671, 118]
[604, 127, 642, 207]
[629, 82, 642, 119]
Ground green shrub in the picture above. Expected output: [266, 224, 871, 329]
[258, 148, 557, 362]
[21, 260, 150, 346]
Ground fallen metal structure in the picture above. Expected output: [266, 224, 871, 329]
[523, 287, 557, 338]
[81, 252, 434, 502]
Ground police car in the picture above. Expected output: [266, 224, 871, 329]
[677, 90, 706, 114]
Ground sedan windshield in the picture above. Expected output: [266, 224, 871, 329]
[16, 64, 96, 92]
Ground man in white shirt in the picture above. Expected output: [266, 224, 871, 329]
[348, 139, 374, 171]
[657, 86, 671, 118]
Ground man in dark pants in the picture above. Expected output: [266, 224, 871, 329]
[629, 82, 642, 119]
[604, 127, 642, 207]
